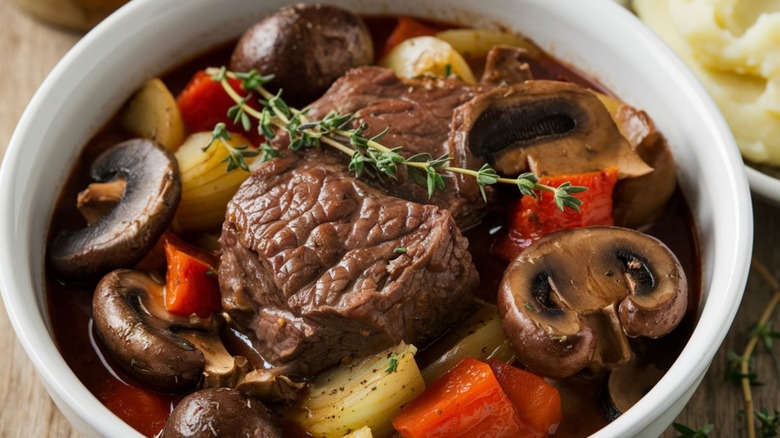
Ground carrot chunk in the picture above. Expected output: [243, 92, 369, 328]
[392, 357, 529, 438]
[493, 167, 618, 260]
[487, 360, 562, 437]
[163, 235, 221, 318]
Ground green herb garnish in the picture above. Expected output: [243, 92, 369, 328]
[672, 422, 714, 438]
[203, 123, 258, 172]
[205, 67, 586, 212]
[386, 353, 399, 374]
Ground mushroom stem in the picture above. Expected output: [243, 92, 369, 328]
[178, 331, 250, 389]
[77, 178, 126, 225]
[498, 227, 687, 378]
[50, 138, 181, 280]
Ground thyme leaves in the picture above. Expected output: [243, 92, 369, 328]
[205, 67, 586, 212]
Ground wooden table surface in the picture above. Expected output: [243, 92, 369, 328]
[1, 1, 778, 437]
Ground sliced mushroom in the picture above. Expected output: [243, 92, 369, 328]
[452, 80, 652, 179]
[92, 269, 251, 392]
[92, 269, 207, 391]
[178, 330, 250, 389]
[236, 366, 306, 403]
[50, 138, 180, 280]
[230, 3, 373, 105]
[161, 388, 283, 438]
[497, 226, 687, 378]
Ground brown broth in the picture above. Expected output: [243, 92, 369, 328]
[45, 15, 701, 438]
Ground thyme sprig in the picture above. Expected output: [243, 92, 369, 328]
[204, 66, 586, 212]
[204, 122, 259, 172]
[755, 408, 780, 438]
[672, 422, 714, 438]
[729, 259, 780, 438]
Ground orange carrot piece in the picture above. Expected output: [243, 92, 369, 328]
[392, 357, 529, 438]
[380, 17, 438, 59]
[493, 167, 618, 260]
[487, 360, 562, 437]
[163, 235, 221, 318]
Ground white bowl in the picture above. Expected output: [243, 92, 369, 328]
[0, 0, 753, 436]
[747, 167, 780, 207]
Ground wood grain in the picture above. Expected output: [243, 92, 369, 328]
[0, 1, 81, 437]
[0, 1, 778, 436]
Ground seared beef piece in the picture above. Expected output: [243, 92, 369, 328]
[480, 46, 534, 86]
[303, 66, 488, 229]
[218, 154, 479, 376]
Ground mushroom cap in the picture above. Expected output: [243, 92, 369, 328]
[230, 3, 374, 105]
[498, 226, 687, 378]
[92, 269, 207, 391]
[50, 138, 180, 280]
[453, 80, 652, 179]
[161, 388, 283, 438]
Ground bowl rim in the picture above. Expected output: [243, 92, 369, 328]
[747, 166, 780, 207]
[0, 0, 753, 437]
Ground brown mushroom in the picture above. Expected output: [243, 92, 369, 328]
[92, 269, 245, 392]
[497, 226, 687, 378]
[50, 138, 180, 280]
[452, 80, 652, 179]
[161, 388, 283, 438]
[610, 103, 677, 228]
[237, 365, 306, 403]
[230, 3, 374, 105]
[600, 359, 665, 420]
[178, 330, 251, 389]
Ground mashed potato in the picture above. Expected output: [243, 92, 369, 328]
[634, 0, 780, 166]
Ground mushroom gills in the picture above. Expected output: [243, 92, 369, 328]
[497, 226, 687, 378]
[454, 80, 652, 179]
[92, 269, 245, 392]
[471, 100, 578, 159]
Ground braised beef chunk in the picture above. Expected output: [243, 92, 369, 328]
[303, 66, 488, 229]
[218, 154, 479, 376]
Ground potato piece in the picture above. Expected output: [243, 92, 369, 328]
[379, 36, 476, 83]
[436, 28, 540, 64]
[282, 343, 424, 438]
[174, 132, 258, 232]
[419, 304, 515, 385]
[120, 78, 186, 151]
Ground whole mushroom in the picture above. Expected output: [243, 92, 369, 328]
[161, 388, 283, 438]
[497, 226, 687, 378]
[49, 138, 180, 280]
[230, 3, 374, 105]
